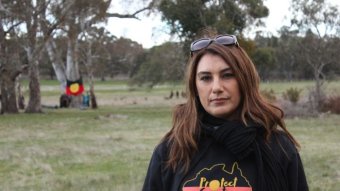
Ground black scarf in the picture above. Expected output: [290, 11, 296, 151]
[200, 112, 288, 191]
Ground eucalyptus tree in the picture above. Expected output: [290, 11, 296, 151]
[78, 27, 116, 109]
[108, 37, 144, 78]
[157, 0, 269, 46]
[0, 0, 71, 113]
[52, 0, 112, 107]
[44, 0, 155, 107]
[276, 27, 301, 80]
[252, 47, 276, 80]
[0, 0, 23, 114]
[0, 0, 45, 113]
[40, 0, 73, 89]
[1, 0, 156, 113]
[0, 32, 26, 114]
[290, 0, 340, 110]
[131, 42, 186, 88]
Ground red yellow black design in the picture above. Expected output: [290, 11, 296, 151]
[183, 162, 252, 191]
[66, 78, 84, 96]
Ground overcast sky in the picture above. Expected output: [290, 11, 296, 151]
[106, 0, 339, 48]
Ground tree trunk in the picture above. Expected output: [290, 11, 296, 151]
[85, 40, 98, 109]
[66, 34, 82, 108]
[90, 86, 98, 109]
[17, 77, 25, 110]
[0, 70, 18, 114]
[45, 39, 67, 91]
[0, 29, 20, 114]
[25, 53, 42, 113]
[88, 71, 98, 109]
[314, 62, 325, 111]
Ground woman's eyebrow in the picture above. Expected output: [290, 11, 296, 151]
[197, 67, 232, 76]
[220, 67, 232, 73]
[196, 71, 211, 76]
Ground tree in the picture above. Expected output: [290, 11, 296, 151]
[45, 0, 154, 107]
[252, 47, 276, 80]
[290, 0, 340, 110]
[131, 42, 186, 87]
[79, 27, 117, 109]
[0, 0, 70, 113]
[0, 0, 156, 113]
[157, 0, 269, 44]
[276, 28, 299, 80]
[108, 37, 144, 78]
[64, 0, 110, 107]
[21, 0, 48, 113]
[40, 0, 70, 87]
[323, 37, 340, 79]
[0, 0, 28, 114]
[0, 38, 26, 114]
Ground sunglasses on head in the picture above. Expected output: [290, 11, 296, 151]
[190, 34, 239, 55]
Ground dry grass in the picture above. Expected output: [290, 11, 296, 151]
[1, 80, 339, 190]
[0, 106, 173, 190]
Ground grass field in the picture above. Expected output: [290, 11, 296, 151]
[1, 80, 340, 190]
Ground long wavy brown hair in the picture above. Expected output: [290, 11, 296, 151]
[163, 39, 299, 172]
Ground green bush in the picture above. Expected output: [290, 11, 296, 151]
[283, 87, 302, 104]
[261, 88, 276, 102]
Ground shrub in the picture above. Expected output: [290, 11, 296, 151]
[261, 89, 276, 102]
[321, 95, 340, 114]
[283, 87, 302, 104]
[280, 100, 319, 118]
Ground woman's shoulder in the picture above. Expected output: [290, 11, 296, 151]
[269, 131, 299, 158]
[273, 130, 297, 147]
[152, 139, 171, 159]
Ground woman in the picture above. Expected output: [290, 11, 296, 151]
[142, 34, 309, 191]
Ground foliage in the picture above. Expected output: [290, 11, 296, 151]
[238, 37, 257, 57]
[107, 37, 145, 78]
[260, 88, 276, 102]
[130, 42, 186, 88]
[290, 0, 340, 37]
[289, 0, 340, 110]
[283, 87, 302, 104]
[2, 0, 340, 114]
[0, 0, 154, 113]
[157, 0, 269, 44]
[275, 28, 304, 80]
[251, 47, 276, 80]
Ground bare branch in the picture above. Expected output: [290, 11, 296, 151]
[106, 12, 139, 19]
[106, 1, 154, 20]
[10, 65, 28, 81]
[4, 21, 23, 34]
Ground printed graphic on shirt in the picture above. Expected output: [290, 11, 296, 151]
[182, 162, 252, 191]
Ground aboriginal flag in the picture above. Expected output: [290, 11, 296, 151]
[66, 78, 84, 96]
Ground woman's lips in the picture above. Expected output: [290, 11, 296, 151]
[210, 97, 229, 104]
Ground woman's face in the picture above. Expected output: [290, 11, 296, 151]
[195, 53, 241, 119]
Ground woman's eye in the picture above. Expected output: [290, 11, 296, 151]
[222, 73, 234, 78]
[200, 76, 211, 81]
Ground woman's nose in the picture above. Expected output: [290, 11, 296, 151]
[212, 78, 223, 93]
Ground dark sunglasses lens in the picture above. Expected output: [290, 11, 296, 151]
[215, 36, 235, 45]
[191, 39, 211, 52]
